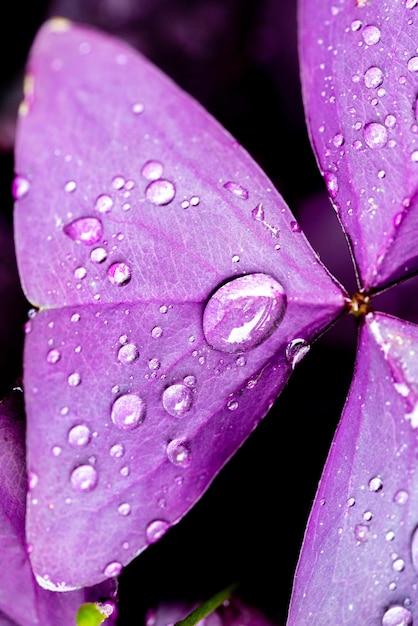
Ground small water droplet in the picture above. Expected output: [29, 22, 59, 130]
[354, 524, 369, 542]
[111, 394, 146, 430]
[286, 338, 311, 369]
[392, 558, 405, 572]
[71, 313, 80, 323]
[363, 511, 373, 521]
[132, 102, 144, 114]
[364, 122, 388, 149]
[385, 114, 397, 128]
[52, 445, 62, 456]
[118, 503, 131, 516]
[162, 384, 193, 417]
[74, 266, 87, 280]
[347, 497, 355, 507]
[103, 561, 122, 578]
[90, 247, 107, 263]
[12, 175, 31, 199]
[394, 489, 409, 505]
[118, 343, 139, 364]
[362, 25, 381, 45]
[364, 66, 384, 88]
[46, 348, 61, 364]
[110, 443, 124, 458]
[151, 326, 163, 339]
[64, 217, 103, 245]
[190, 196, 200, 206]
[64, 180, 77, 193]
[28, 471, 39, 491]
[382, 606, 413, 626]
[148, 358, 160, 371]
[368, 476, 383, 492]
[203, 273, 286, 353]
[223, 181, 249, 199]
[236, 355, 246, 366]
[146, 519, 170, 544]
[145, 179, 176, 205]
[333, 133, 345, 147]
[231, 254, 240, 263]
[141, 160, 164, 180]
[351, 19, 362, 31]
[95, 194, 113, 213]
[111, 176, 125, 190]
[166, 440, 192, 467]
[70, 464, 97, 492]
[120, 466, 129, 477]
[324, 171, 339, 198]
[252, 203, 265, 221]
[68, 372, 81, 386]
[107, 262, 132, 285]
[227, 399, 239, 411]
[386, 531, 395, 541]
[68, 424, 91, 448]
[183, 375, 196, 387]
[290, 220, 301, 233]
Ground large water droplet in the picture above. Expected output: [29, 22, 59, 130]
[362, 25, 381, 45]
[12, 175, 31, 199]
[63, 217, 103, 245]
[141, 160, 164, 180]
[68, 424, 91, 448]
[408, 56, 418, 72]
[111, 393, 146, 430]
[145, 179, 176, 205]
[364, 122, 388, 149]
[364, 66, 384, 88]
[162, 384, 193, 417]
[70, 465, 97, 492]
[107, 262, 132, 286]
[223, 181, 249, 200]
[118, 343, 139, 364]
[146, 519, 170, 544]
[166, 440, 192, 467]
[203, 273, 286, 353]
[382, 606, 413, 626]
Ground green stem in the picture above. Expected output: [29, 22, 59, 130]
[174, 582, 238, 626]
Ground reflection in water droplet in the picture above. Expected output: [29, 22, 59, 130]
[286, 339, 310, 369]
[364, 123, 388, 149]
[108, 262, 132, 285]
[68, 424, 91, 448]
[46, 348, 61, 364]
[70, 465, 97, 492]
[95, 194, 113, 213]
[382, 606, 413, 626]
[103, 561, 122, 578]
[364, 66, 384, 88]
[162, 384, 193, 417]
[141, 160, 164, 180]
[118, 503, 131, 516]
[111, 394, 146, 430]
[223, 181, 249, 199]
[145, 179, 176, 205]
[118, 343, 139, 364]
[68, 372, 81, 386]
[146, 519, 170, 544]
[13, 175, 31, 199]
[166, 440, 192, 467]
[368, 476, 383, 492]
[203, 273, 286, 353]
[64, 217, 103, 245]
[362, 25, 381, 45]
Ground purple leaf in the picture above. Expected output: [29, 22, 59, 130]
[287, 311, 418, 624]
[299, 0, 418, 290]
[0, 391, 116, 626]
[14, 19, 346, 589]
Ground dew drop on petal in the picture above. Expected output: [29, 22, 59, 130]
[95, 194, 114, 213]
[111, 176, 125, 190]
[394, 489, 409, 505]
[68, 372, 81, 386]
[68, 424, 91, 448]
[151, 326, 163, 339]
[392, 558, 405, 572]
[354, 524, 369, 542]
[107, 262, 132, 285]
[406, 0, 418, 6]
[132, 102, 144, 114]
[148, 358, 160, 371]
[166, 440, 192, 467]
[90, 247, 107, 263]
[382, 606, 413, 626]
[118, 343, 139, 364]
[110, 443, 124, 458]
[227, 399, 239, 411]
[324, 171, 339, 198]
[74, 267, 87, 280]
[223, 181, 249, 199]
[368, 476, 383, 491]
[364, 66, 384, 88]
[203, 273, 286, 353]
[183, 375, 196, 387]
[145, 179, 176, 205]
[162, 384, 193, 417]
[410, 526, 418, 573]
[70, 465, 97, 492]
[286, 339, 311, 369]
[362, 25, 381, 45]
[46, 348, 61, 364]
[146, 519, 170, 544]
[12, 175, 30, 199]
[64, 180, 77, 193]
[103, 561, 122, 578]
[118, 503, 131, 516]
[111, 393, 146, 430]
[141, 160, 164, 180]
[364, 122, 388, 149]
[28, 471, 38, 491]
[63, 217, 103, 245]
[408, 56, 418, 72]
[333, 133, 344, 147]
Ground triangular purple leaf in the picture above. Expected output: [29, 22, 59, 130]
[0, 391, 116, 625]
[287, 311, 418, 624]
[14, 19, 346, 589]
[299, 0, 418, 290]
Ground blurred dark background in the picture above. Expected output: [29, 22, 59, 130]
[2, 1, 416, 624]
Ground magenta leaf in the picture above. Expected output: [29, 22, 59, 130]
[287, 311, 418, 624]
[13, 19, 346, 589]
[299, 0, 418, 291]
[0, 391, 117, 626]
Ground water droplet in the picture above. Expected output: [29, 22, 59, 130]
[46, 348, 61, 364]
[354, 524, 369, 542]
[351, 19, 362, 31]
[324, 171, 339, 198]
[223, 181, 249, 199]
[364, 66, 384, 88]
[68, 424, 91, 448]
[12, 175, 31, 199]
[141, 160, 164, 180]
[71, 313, 80, 323]
[162, 384, 193, 417]
[68, 372, 81, 386]
[385, 114, 397, 128]
[290, 220, 301, 233]
[146, 519, 170, 544]
[95, 194, 113, 213]
[118, 503, 131, 516]
[382, 606, 413, 626]
[151, 326, 163, 339]
[190, 196, 200, 206]
[394, 489, 409, 505]
[52, 445, 62, 456]
[368, 476, 383, 492]
[64, 180, 77, 193]
[232, 254, 240, 263]
[132, 102, 144, 114]
[110, 443, 124, 458]
[148, 358, 160, 371]
[63, 217, 103, 245]
[236, 356, 246, 366]
[408, 56, 418, 72]
[145, 179, 176, 205]
[364, 122, 388, 149]
[392, 558, 405, 572]
[362, 25, 381, 45]
[411, 150, 418, 162]
[411, 526, 418, 573]
[227, 399, 239, 411]
[120, 466, 129, 477]
[166, 440, 192, 467]
[103, 561, 122, 578]
[28, 471, 39, 491]
[70, 465, 97, 492]
[333, 133, 345, 147]
[107, 262, 132, 286]
[386, 531, 395, 541]
[74, 267, 87, 280]
[118, 343, 139, 364]
[203, 273, 286, 353]
[183, 375, 196, 387]
[252, 203, 265, 221]
[286, 339, 311, 369]
[363, 511, 373, 521]
[111, 176, 125, 190]
[111, 394, 146, 430]
[347, 497, 355, 507]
